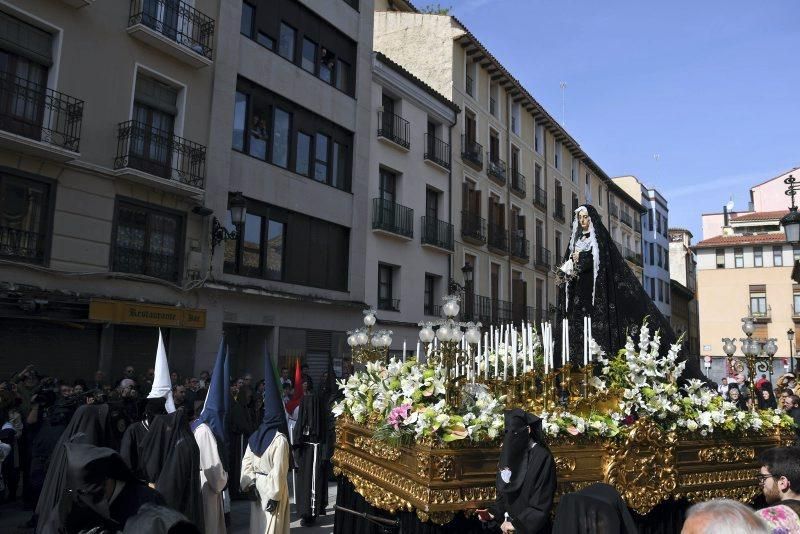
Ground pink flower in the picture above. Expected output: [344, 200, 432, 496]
[566, 426, 580, 436]
[387, 404, 412, 430]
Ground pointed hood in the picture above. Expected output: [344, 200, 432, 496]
[248, 345, 288, 456]
[148, 329, 175, 413]
[285, 358, 304, 414]
[190, 338, 227, 445]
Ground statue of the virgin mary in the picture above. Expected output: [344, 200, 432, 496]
[556, 205, 706, 381]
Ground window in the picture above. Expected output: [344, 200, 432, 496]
[234, 78, 352, 191]
[555, 231, 562, 258]
[658, 279, 664, 302]
[734, 247, 743, 268]
[794, 245, 800, 262]
[535, 124, 544, 154]
[663, 215, 668, 237]
[511, 102, 520, 134]
[378, 264, 397, 310]
[649, 243, 655, 266]
[754, 246, 763, 267]
[466, 61, 476, 97]
[335, 59, 350, 93]
[278, 23, 296, 61]
[225, 198, 348, 291]
[112, 199, 183, 282]
[256, 32, 274, 50]
[319, 47, 334, 84]
[241, 2, 255, 37]
[301, 37, 316, 73]
[749, 285, 767, 316]
[553, 140, 561, 169]
[0, 172, 52, 265]
[489, 84, 498, 117]
[794, 289, 800, 315]
[314, 133, 329, 182]
[663, 248, 668, 271]
[131, 75, 178, 179]
[571, 192, 579, 213]
[648, 209, 654, 231]
[424, 275, 436, 315]
[598, 185, 603, 206]
[774, 246, 783, 267]
[650, 277, 656, 299]
[665, 284, 670, 304]
[534, 164, 543, 189]
[571, 157, 578, 183]
[295, 132, 311, 176]
[715, 248, 725, 269]
[656, 212, 661, 234]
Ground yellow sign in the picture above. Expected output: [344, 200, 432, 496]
[89, 299, 206, 329]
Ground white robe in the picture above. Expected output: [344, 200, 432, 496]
[193, 423, 228, 534]
[240, 433, 290, 534]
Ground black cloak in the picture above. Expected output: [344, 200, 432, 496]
[489, 409, 556, 534]
[36, 404, 115, 531]
[552, 483, 637, 534]
[293, 391, 327, 520]
[558, 204, 706, 381]
[118, 397, 166, 481]
[41, 443, 164, 534]
[122, 503, 200, 534]
[139, 409, 203, 531]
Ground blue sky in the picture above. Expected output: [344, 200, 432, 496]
[446, 0, 800, 240]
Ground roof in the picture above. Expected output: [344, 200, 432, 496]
[447, 16, 648, 213]
[751, 166, 799, 189]
[693, 233, 786, 249]
[669, 228, 694, 238]
[731, 210, 789, 222]
[374, 52, 461, 114]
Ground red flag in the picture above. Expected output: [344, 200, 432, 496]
[285, 358, 304, 413]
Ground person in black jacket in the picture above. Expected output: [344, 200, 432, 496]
[478, 409, 557, 534]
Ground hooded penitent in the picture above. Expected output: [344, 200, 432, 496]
[557, 204, 706, 382]
[248, 348, 289, 457]
[147, 329, 176, 413]
[119, 396, 167, 480]
[497, 409, 544, 494]
[552, 483, 638, 534]
[190, 338, 228, 461]
[122, 503, 200, 534]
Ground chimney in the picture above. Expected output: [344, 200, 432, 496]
[723, 205, 729, 227]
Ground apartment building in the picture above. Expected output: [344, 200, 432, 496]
[0, 0, 218, 380]
[669, 228, 699, 356]
[613, 175, 668, 316]
[366, 51, 459, 348]
[373, 8, 643, 325]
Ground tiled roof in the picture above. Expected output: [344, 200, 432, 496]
[694, 233, 786, 249]
[731, 210, 789, 222]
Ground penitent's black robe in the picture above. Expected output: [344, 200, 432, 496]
[552, 482, 637, 534]
[293, 392, 327, 520]
[488, 444, 557, 534]
[119, 421, 149, 481]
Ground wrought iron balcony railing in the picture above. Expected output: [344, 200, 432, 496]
[533, 185, 548, 210]
[461, 210, 486, 243]
[0, 226, 46, 264]
[0, 70, 83, 152]
[421, 216, 454, 251]
[128, 0, 215, 60]
[554, 201, 565, 222]
[460, 294, 512, 325]
[378, 298, 400, 312]
[424, 303, 442, 317]
[112, 245, 181, 282]
[372, 198, 413, 238]
[488, 223, 508, 253]
[424, 133, 450, 169]
[486, 153, 507, 184]
[609, 204, 619, 218]
[461, 135, 483, 169]
[510, 233, 530, 261]
[114, 120, 206, 188]
[621, 211, 633, 227]
[377, 110, 410, 149]
[536, 246, 551, 269]
[511, 169, 526, 197]
[750, 305, 771, 322]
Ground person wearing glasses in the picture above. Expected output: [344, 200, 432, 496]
[755, 447, 800, 532]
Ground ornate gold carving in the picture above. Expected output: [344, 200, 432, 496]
[346, 469, 413, 513]
[676, 487, 761, 505]
[462, 486, 496, 502]
[353, 436, 402, 461]
[698, 446, 755, 464]
[428, 511, 456, 525]
[604, 418, 677, 515]
[554, 456, 576, 473]
[434, 455, 455, 481]
[416, 452, 430, 478]
[678, 468, 758, 487]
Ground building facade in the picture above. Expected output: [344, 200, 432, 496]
[372, 9, 644, 328]
[669, 228, 699, 357]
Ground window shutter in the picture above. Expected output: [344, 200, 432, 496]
[0, 12, 52, 66]
[135, 75, 179, 116]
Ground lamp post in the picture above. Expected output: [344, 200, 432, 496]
[789, 329, 796, 374]
[211, 191, 247, 253]
[781, 175, 800, 245]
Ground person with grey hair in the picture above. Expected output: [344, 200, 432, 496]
[681, 499, 769, 534]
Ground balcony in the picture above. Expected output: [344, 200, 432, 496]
[424, 303, 442, 317]
[533, 185, 548, 211]
[621, 211, 633, 227]
[372, 198, 413, 239]
[421, 216, 454, 252]
[461, 210, 486, 245]
[487, 223, 508, 255]
[625, 247, 643, 267]
[609, 204, 619, 219]
[486, 153, 507, 185]
[0, 71, 83, 161]
[113, 245, 181, 283]
[509, 233, 530, 263]
[59, 0, 95, 8]
[424, 133, 450, 170]
[460, 294, 512, 325]
[750, 305, 771, 323]
[127, 0, 214, 68]
[461, 135, 483, 170]
[114, 121, 206, 197]
[0, 226, 46, 265]
[510, 169, 526, 198]
[377, 110, 410, 150]
[553, 201, 566, 222]
[535, 246, 551, 270]
[378, 298, 400, 312]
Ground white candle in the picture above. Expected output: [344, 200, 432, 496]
[493, 329, 499, 378]
[403, 340, 407, 362]
[521, 326, 527, 373]
[512, 329, 517, 377]
[416, 340, 420, 362]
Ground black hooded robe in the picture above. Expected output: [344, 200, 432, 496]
[119, 421, 148, 480]
[557, 204, 707, 382]
[293, 392, 327, 521]
[552, 483, 638, 534]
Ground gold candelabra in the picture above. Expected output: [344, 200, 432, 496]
[347, 309, 393, 365]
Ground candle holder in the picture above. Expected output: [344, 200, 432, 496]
[583, 362, 595, 397]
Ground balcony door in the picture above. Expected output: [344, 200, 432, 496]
[0, 50, 48, 142]
[465, 111, 476, 144]
[381, 93, 395, 138]
[378, 168, 397, 228]
[489, 132, 499, 163]
[512, 273, 527, 325]
[424, 188, 438, 243]
[490, 263, 500, 323]
[140, 0, 181, 40]
[131, 76, 178, 179]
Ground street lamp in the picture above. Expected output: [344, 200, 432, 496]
[781, 175, 800, 244]
[789, 329, 796, 374]
[211, 191, 247, 253]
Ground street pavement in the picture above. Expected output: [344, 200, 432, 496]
[0, 479, 337, 533]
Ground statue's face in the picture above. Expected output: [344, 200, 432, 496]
[578, 211, 590, 231]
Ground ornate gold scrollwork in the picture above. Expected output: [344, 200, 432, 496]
[353, 436, 402, 461]
[434, 455, 455, 481]
[678, 468, 758, 487]
[554, 456, 577, 473]
[697, 445, 755, 464]
[604, 418, 677, 515]
[416, 452, 430, 478]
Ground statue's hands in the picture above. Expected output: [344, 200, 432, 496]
[572, 251, 579, 264]
[265, 499, 279, 513]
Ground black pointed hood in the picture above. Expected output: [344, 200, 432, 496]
[497, 409, 543, 494]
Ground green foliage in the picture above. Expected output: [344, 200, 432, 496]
[420, 3, 451, 15]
